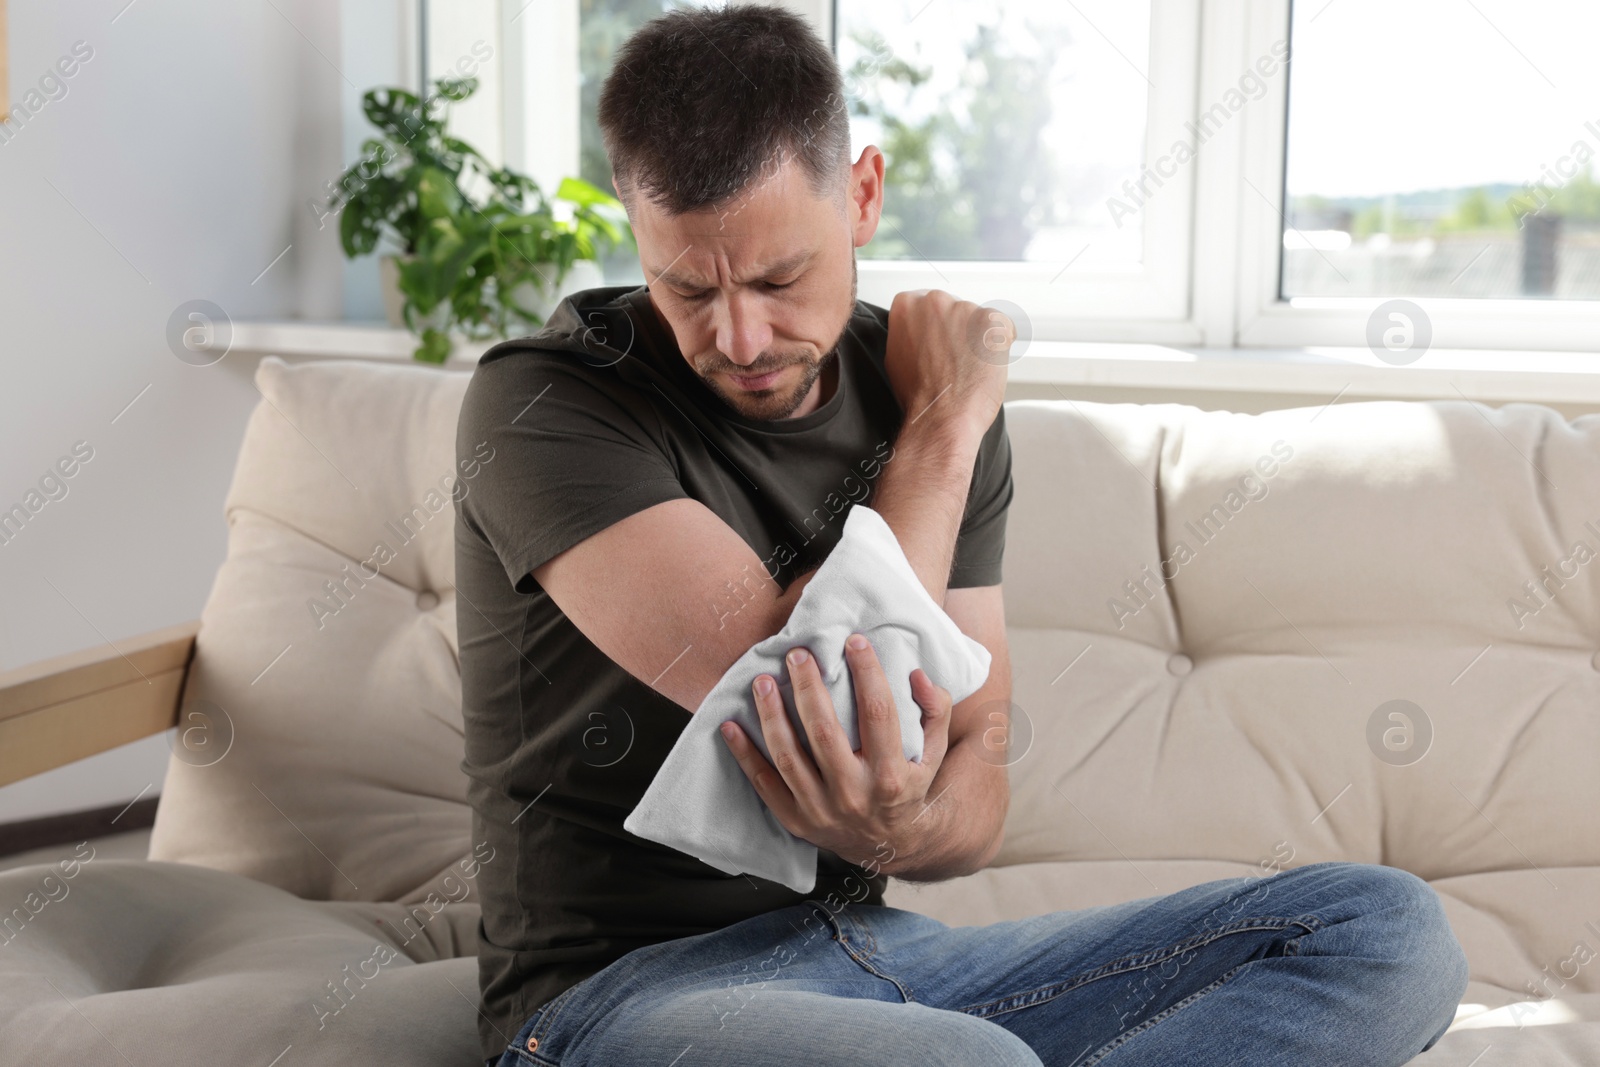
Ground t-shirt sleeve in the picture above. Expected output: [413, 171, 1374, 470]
[947, 405, 1014, 589]
[457, 355, 689, 591]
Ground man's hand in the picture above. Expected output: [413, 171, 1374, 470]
[719, 634, 953, 871]
[884, 289, 1013, 449]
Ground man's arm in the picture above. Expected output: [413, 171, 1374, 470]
[532, 290, 1006, 714]
[883, 583, 1012, 879]
[533, 289, 1013, 881]
[529, 414, 978, 713]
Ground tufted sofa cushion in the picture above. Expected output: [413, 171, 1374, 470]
[0, 860, 483, 1064]
[147, 356, 478, 903]
[987, 398, 1600, 877]
[888, 397, 1600, 1064]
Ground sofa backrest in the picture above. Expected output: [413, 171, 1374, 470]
[149, 357, 476, 903]
[996, 398, 1600, 882]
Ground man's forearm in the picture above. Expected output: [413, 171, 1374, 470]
[853, 583, 1013, 881]
[867, 725, 1009, 882]
[824, 419, 996, 880]
[869, 417, 982, 606]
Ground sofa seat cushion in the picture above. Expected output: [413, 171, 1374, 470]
[887, 860, 1600, 1066]
[0, 860, 484, 1065]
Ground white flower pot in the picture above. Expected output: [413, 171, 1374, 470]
[378, 254, 449, 332]
[506, 260, 606, 326]
[380, 255, 605, 334]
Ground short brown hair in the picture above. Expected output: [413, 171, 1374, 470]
[597, 4, 851, 215]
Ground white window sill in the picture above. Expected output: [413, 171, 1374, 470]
[219, 322, 1600, 406]
[223, 321, 497, 364]
[1011, 341, 1600, 406]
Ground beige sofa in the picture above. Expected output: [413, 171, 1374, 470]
[1, 355, 1596, 1065]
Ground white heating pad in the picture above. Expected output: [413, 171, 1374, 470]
[624, 505, 994, 893]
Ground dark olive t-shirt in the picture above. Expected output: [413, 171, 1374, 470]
[453, 285, 1014, 1060]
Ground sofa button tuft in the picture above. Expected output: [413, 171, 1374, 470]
[416, 590, 440, 611]
[1167, 653, 1193, 676]
[525, 1035, 539, 1053]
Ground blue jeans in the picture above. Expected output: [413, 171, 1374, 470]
[491, 861, 1468, 1066]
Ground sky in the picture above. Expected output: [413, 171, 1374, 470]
[1286, 0, 1600, 198]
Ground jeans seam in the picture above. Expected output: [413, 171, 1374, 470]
[956, 915, 1320, 1019]
[535, 983, 581, 1044]
[850, 909, 878, 957]
[1079, 963, 1247, 1067]
[835, 908, 913, 1003]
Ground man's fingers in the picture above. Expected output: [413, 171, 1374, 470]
[909, 667, 952, 776]
[748, 670, 824, 802]
[719, 719, 802, 828]
[784, 647, 853, 784]
[843, 633, 906, 795]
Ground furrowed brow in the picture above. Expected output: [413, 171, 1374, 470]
[653, 268, 706, 290]
[652, 250, 815, 292]
[741, 251, 813, 282]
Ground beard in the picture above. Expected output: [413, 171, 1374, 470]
[692, 256, 857, 421]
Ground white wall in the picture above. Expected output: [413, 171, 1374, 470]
[0, 0, 546, 825]
[0, 0, 359, 822]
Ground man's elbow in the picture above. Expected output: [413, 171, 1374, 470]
[972, 786, 1008, 870]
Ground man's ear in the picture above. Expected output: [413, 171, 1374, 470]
[848, 146, 885, 249]
[611, 174, 633, 218]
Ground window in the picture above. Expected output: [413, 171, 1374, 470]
[1283, 0, 1600, 302]
[835, 0, 1200, 340]
[578, 1, 690, 198]
[575, 0, 719, 283]
[1225, 1, 1600, 351]
[836, 1, 1149, 270]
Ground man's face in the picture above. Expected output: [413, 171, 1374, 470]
[625, 148, 884, 421]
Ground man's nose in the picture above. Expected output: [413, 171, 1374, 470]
[714, 290, 774, 366]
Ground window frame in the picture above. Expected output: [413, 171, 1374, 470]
[1225, 0, 1600, 353]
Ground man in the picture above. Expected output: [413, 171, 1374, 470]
[455, 7, 1469, 1065]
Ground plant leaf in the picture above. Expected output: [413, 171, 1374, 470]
[555, 176, 618, 207]
[416, 328, 452, 363]
[433, 76, 478, 102]
[416, 167, 463, 220]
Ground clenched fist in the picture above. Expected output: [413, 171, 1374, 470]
[883, 289, 1013, 450]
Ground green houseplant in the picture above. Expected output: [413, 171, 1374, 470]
[329, 76, 632, 362]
